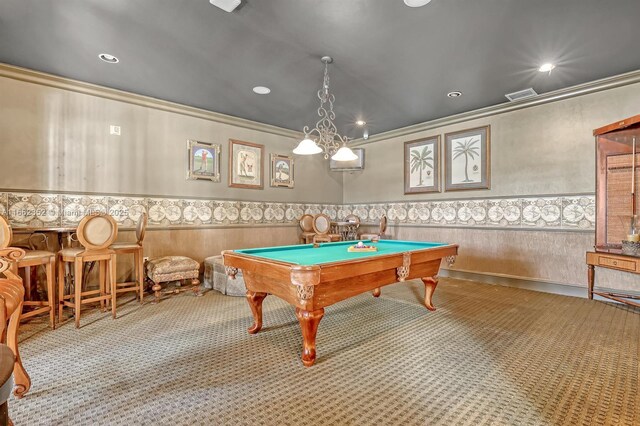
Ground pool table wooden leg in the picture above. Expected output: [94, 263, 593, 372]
[246, 291, 268, 334]
[422, 277, 438, 311]
[295, 307, 324, 367]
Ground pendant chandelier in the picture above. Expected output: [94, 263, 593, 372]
[293, 56, 358, 162]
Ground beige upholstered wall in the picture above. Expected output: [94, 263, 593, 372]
[345, 82, 640, 202]
[0, 66, 342, 204]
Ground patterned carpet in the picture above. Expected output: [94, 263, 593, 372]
[8, 278, 640, 425]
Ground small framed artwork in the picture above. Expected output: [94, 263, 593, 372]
[228, 139, 264, 189]
[270, 154, 294, 188]
[444, 125, 491, 191]
[404, 135, 440, 194]
[187, 140, 221, 182]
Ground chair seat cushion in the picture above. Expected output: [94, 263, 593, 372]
[21, 250, 55, 260]
[110, 242, 141, 250]
[146, 256, 199, 283]
[58, 247, 84, 257]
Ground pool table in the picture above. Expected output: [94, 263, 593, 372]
[222, 239, 458, 366]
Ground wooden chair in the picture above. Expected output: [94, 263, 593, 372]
[312, 213, 342, 243]
[109, 213, 146, 303]
[0, 344, 15, 425]
[344, 214, 361, 240]
[298, 214, 316, 244]
[57, 213, 117, 328]
[360, 215, 388, 241]
[0, 217, 56, 330]
[0, 247, 31, 399]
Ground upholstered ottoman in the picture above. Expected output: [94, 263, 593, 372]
[146, 256, 201, 303]
[203, 255, 246, 296]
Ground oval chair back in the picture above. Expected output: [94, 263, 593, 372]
[299, 214, 314, 233]
[135, 212, 148, 245]
[379, 215, 388, 235]
[312, 214, 332, 235]
[76, 213, 118, 251]
[0, 216, 12, 250]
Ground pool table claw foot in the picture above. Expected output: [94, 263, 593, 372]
[422, 277, 438, 311]
[246, 291, 268, 334]
[295, 307, 324, 367]
[372, 287, 381, 297]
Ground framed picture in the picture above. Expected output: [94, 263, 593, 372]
[270, 154, 294, 188]
[444, 125, 491, 191]
[228, 139, 264, 189]
[187, 140, 221, 182]
[404, 135, 440, 194]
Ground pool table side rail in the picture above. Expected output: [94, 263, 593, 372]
[226, 243, 457, 268]
[222, 243, 458, 299]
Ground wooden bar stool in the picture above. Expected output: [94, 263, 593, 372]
[0, 217, 56, 330]
[0, 247, 31, 399]
[57, 213, 118, 328]
[109, 213, 147, 303]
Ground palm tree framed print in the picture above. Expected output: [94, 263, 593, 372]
[444, 126, 490, 191]
[404, 135, 441, 194]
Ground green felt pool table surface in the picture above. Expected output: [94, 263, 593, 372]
[234, 240, 448, 266]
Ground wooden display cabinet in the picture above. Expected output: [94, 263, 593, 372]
[587, 114, 640, 307]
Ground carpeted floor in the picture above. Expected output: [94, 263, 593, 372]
[8, 278, 640, 425]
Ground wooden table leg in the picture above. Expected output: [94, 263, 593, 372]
[587, 264, 595, 300]
[246, 291, 268, 334]
[422, 276, 439, 311]
[372, 287, 381, 297]
[295, 307, 324, 367]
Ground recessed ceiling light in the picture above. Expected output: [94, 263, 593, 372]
[447, 91, 462, 98]
[355, 120, 366, 126]
[252, 86, 271, 95]
[404, 0, 432, 7]
[98, 53, 119, 64]
[538, 63, 555, 73]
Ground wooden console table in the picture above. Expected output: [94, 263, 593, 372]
[586, 251, 640, 307]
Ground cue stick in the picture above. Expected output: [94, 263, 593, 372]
[633, 136, 637, 216]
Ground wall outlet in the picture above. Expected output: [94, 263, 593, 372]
[109, 125, 121, 135]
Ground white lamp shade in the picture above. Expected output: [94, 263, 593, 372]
[331, 146, 358, 162]
[293, 138, 323, 155]
[404, 0, 432, 7]
[209, 0, 241, 13]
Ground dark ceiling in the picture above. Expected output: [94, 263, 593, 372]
[1, 0, 640, 138]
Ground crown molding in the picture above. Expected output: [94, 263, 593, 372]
[352, 68, 640, 146]
[0, 62, 302, 139]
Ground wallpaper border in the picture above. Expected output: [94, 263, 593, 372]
[0, 190, 595, 232]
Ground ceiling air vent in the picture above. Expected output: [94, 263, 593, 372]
[505, 88, 538, 102]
